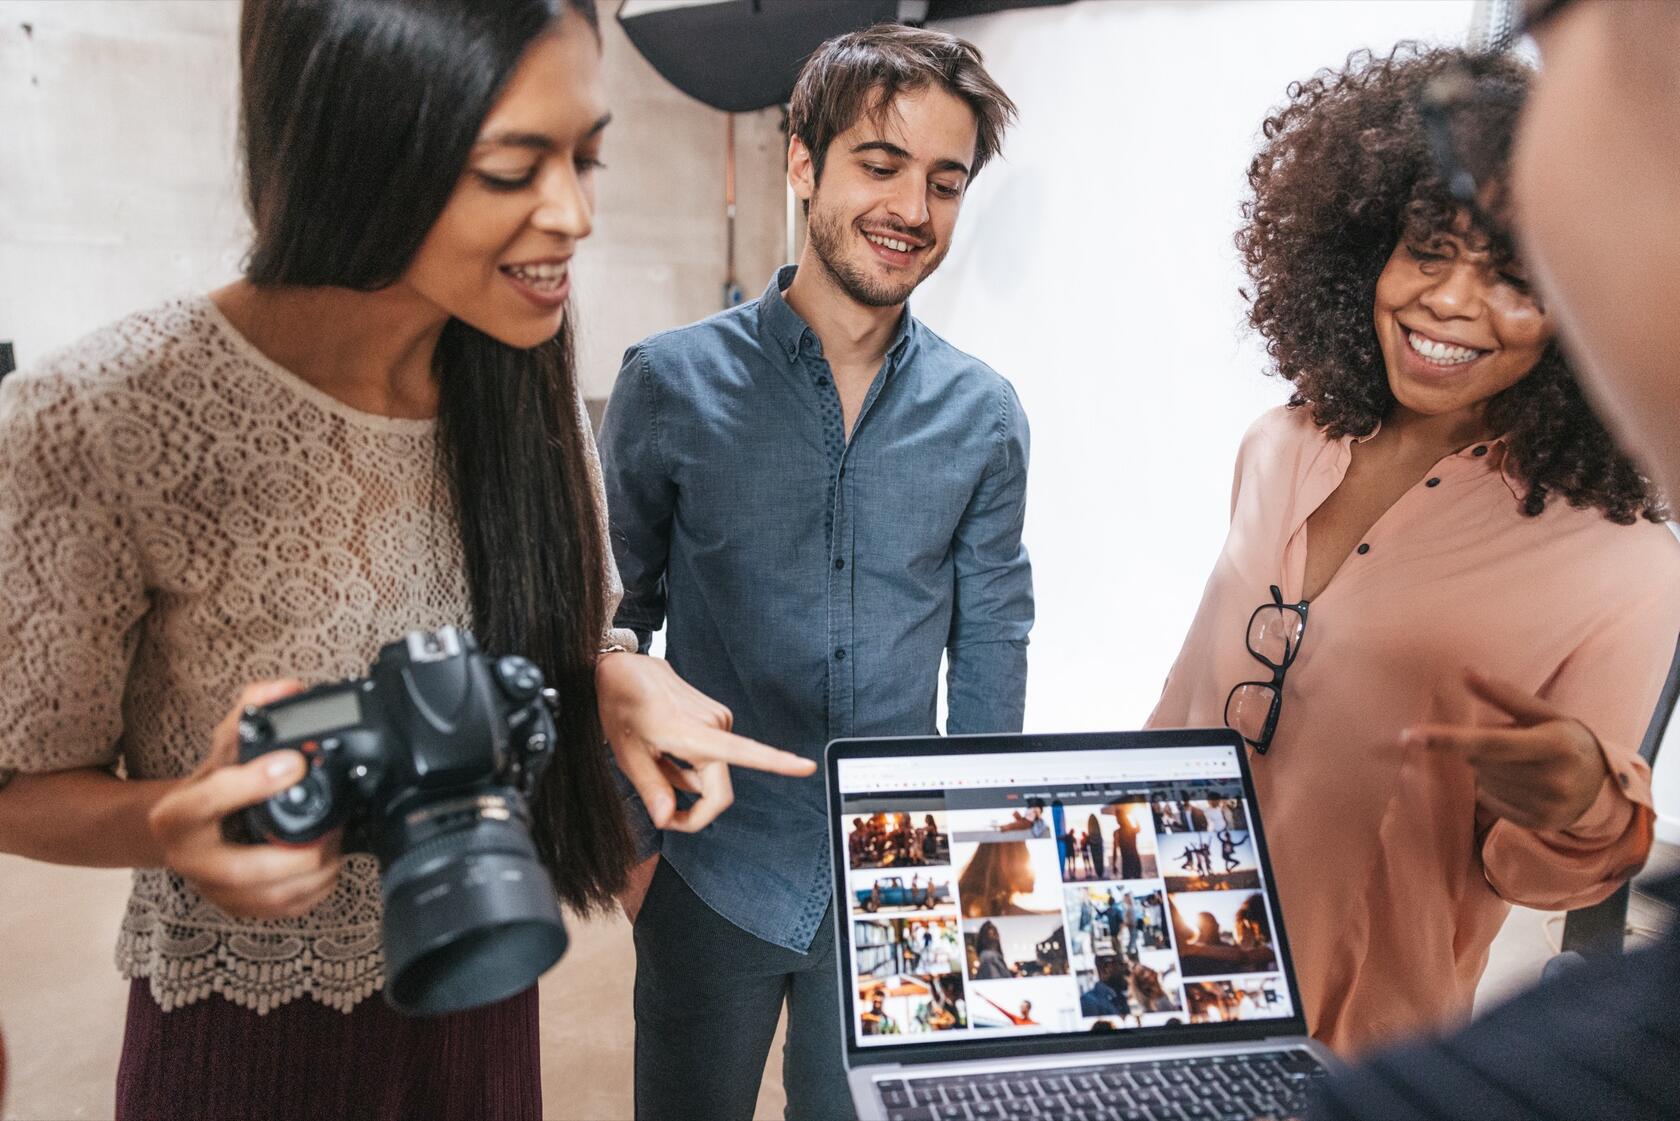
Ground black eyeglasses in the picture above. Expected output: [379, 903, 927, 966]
[1419, 0, 1580, 228]
[1224, 585, 1310, 755]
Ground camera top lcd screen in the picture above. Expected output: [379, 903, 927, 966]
[268, 689, 363, 743]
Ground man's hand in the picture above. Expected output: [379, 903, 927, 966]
[596, 652, 815, 834]
[1401, 669, 1610, 831]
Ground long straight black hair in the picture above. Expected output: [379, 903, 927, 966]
[239, 0, 632, 907]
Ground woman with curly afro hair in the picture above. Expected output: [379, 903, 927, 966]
[1147, 43, 1680, 1055]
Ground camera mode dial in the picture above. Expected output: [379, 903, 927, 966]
[494, 656, 543, 702]
[268, 768, 335, 837]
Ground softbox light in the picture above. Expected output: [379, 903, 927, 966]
[617, 0, 900, 114]
[617, 0, 1077, 113]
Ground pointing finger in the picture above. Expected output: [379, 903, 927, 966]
[673, 726, 816, 777]
[1403, 723, 1543, 765]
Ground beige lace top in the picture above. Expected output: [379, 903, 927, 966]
[0, 297, 634, 1012]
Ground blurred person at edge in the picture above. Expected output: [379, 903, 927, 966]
[1314, 1, 1680, 1118]
[0, 2, 810, 1119]
[1147, 41, 1680, 1056]
[600, 24, 1030, 1121]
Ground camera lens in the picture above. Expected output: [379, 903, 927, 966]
[379, 795, 568, 1015]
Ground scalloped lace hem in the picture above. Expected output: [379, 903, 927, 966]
[116, 917, 386, 1015]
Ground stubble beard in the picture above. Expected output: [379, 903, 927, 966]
[806, 199, 945, 309]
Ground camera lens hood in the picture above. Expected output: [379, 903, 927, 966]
[379, 812, 568, 1016]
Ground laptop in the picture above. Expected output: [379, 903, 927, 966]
[827, 729, 1337, 1121]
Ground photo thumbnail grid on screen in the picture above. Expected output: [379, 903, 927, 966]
[837, 752, 1295, 1047]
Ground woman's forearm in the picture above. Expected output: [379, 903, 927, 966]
[0, 768, 177, 868]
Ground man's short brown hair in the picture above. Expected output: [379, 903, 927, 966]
[788, 23, 1017, 184]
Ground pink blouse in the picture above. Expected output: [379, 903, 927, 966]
[1148, 405, 1680, 1054]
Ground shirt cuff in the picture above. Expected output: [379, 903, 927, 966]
[1560, 731, 1651, 842]
[1558, 774, 1633, 841]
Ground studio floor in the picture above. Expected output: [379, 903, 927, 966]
[0, 857, 787, 1121]
[2, 848, 1673, 1121]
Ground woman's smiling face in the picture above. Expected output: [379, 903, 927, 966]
[1372, 220, 1554, 422]
[399, 12, 609, 350]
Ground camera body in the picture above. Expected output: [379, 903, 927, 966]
[234, 626, 569, 1015]
[237, 626, 555, 854]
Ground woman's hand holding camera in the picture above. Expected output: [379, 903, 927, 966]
[597, 652, 816, 835]
[1402, 670, 1612, 832]
[148, 680, 346, 919]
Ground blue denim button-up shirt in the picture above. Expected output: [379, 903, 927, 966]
[599, 266, 1033, 952]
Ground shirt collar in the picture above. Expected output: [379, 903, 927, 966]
[1339, 421, 1523, 501]
[1441, 432, 1522, 500]
[758, 265, 809, 360]
[1484, 437, 1527, 503]
[757, 264, 917, 364]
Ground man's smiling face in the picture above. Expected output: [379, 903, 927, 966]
[792, 84, 979, 309]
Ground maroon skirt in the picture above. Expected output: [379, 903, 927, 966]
[114, 980, 540, 1121]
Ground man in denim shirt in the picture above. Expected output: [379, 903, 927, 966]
[599, 24, 1031, 1121]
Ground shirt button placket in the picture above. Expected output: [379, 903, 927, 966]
[832, 435, 855, 740]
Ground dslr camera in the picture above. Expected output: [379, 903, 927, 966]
[233, 626, 568, 1015]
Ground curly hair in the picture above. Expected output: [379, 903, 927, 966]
[1238, 43, 1663, 524]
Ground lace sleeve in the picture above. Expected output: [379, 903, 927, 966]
[0, 370, 149, 774]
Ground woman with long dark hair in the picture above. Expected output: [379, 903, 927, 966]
[957, 840, 1048, 918]
[0, 1, 809, 1117]
[1149, 45, 1680, 1054]
[971, 920, 1011, 980]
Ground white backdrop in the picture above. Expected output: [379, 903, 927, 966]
[917, 0, 1476, 730]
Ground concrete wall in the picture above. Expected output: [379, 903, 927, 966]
[0, 2, 247, 364]
[0, 0, 789, 401]
[585, 18, 790, 399]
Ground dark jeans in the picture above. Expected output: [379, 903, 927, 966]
[633, 859, 856, 1121]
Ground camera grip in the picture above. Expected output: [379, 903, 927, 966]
[220, 807, 266, 846]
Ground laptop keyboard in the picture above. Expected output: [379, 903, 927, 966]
[875, 1049, 1328, 1121]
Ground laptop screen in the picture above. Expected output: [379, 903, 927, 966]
[834, 736, 1298, 1052]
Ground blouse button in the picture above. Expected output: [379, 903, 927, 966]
[1357, 543, 1371, 555]
[1426, 477, 1441, 488]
